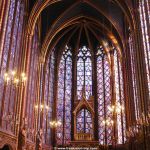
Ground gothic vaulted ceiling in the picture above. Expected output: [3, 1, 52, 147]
[29, 0, 133, 58]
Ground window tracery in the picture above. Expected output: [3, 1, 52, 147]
[114, 49, 126, 144]
[56, 44, 126, 145]
[77, 46, 92, 99]
[0, 0, 24, 132]
[57, 46, 72, 145]
[139, 0, 150, 99]
[43, 51, 55, 144]
[129, 35, 139, 119]
[76, 109, 93, 134]
[0, 0, 148, 148]
[97, 46, 113, 145]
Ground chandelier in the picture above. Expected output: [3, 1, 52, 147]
[108, 103, 124, 113]
[34, 104, 50, 112]
[4, 70, 27, 86]
[102, 103, 124, 125]
[49, 120, 61, 128]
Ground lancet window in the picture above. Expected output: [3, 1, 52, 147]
[57, 46, 72, 145]
[97, 46, 113, 145]
[139, 0, 150, 98]
[76, 109, 93, 134]
[0, 0, 24, 132]
[56, 44, 126, 145]
[77, 46, 92, 99]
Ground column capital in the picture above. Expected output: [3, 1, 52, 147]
[24, 32, 33, 39]
[39, 55, 45, 64]
[109, 49, 114, 55]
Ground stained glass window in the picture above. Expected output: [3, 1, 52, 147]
[97, 45, 126, 145]
[76, 109, 93, 134]
[77, 46, 92, 99]
[0, 0, 24, 132]
[57, 46, 72, 145]
[114, 49, 126, 144]
[43, 51, 55, 144]
[97, 46, 113, 145]
[139, 0, 150, 99]
[0, 0, 132, 147]
[129, 34, 139, 119]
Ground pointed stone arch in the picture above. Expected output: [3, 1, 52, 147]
[73, 94, 95, 141]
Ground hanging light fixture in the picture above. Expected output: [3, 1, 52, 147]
[49, 120, 62, 128]
[102, 119, 114, 126]
[4, 70, 27, 86]
[108, 103, 124, 113]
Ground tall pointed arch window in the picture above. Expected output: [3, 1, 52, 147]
[97, 46, 126, 145]
[139, 0, 150, 98]
[0, 0, 24, 131]
[43, 51, 55, 145]
[129, 34, 139, 119]
[97, 46, 113, 145]
[114, 49, 126, 144]
[77, 46, 92, 99]
[57, 46, 72, 145]
[76, 108, 93, 134]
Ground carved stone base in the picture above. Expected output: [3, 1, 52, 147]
[26, 140, 35, 150]
[42, 144, 52, 150]
[0, 130, 17, 150]
[70, 140, 99, 149]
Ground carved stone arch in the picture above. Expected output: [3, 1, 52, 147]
[85, 24, 113, 66]
[44, 25, 80, 72]
[41, 16, 84, 59]
[0, 134, 16, 150]
[83, 1, 124, 46]
[21, 0, 62, 72]
[73, 97, 94, 116]
[38, 0, 128, 63]
[113, 0, 135, 30]
[73, 94, 95, 141]
[49, 0, 124, 45]
[43, 25, 78, 68]
[86, 23, 123, 62]
[24, 0, 133, 68]
[0, 144, 14, 150]
[41, 16, 124, 64]
[26, 0, 62, 36]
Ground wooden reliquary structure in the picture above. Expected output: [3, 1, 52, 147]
[70, 93, 99, 148]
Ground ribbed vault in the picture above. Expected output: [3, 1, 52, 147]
[26, 0, 134, 63]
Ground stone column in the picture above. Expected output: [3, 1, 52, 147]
[131, 3, 149, 149]
[0, 0, 10, 60]
[16, 33, 33, 150]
